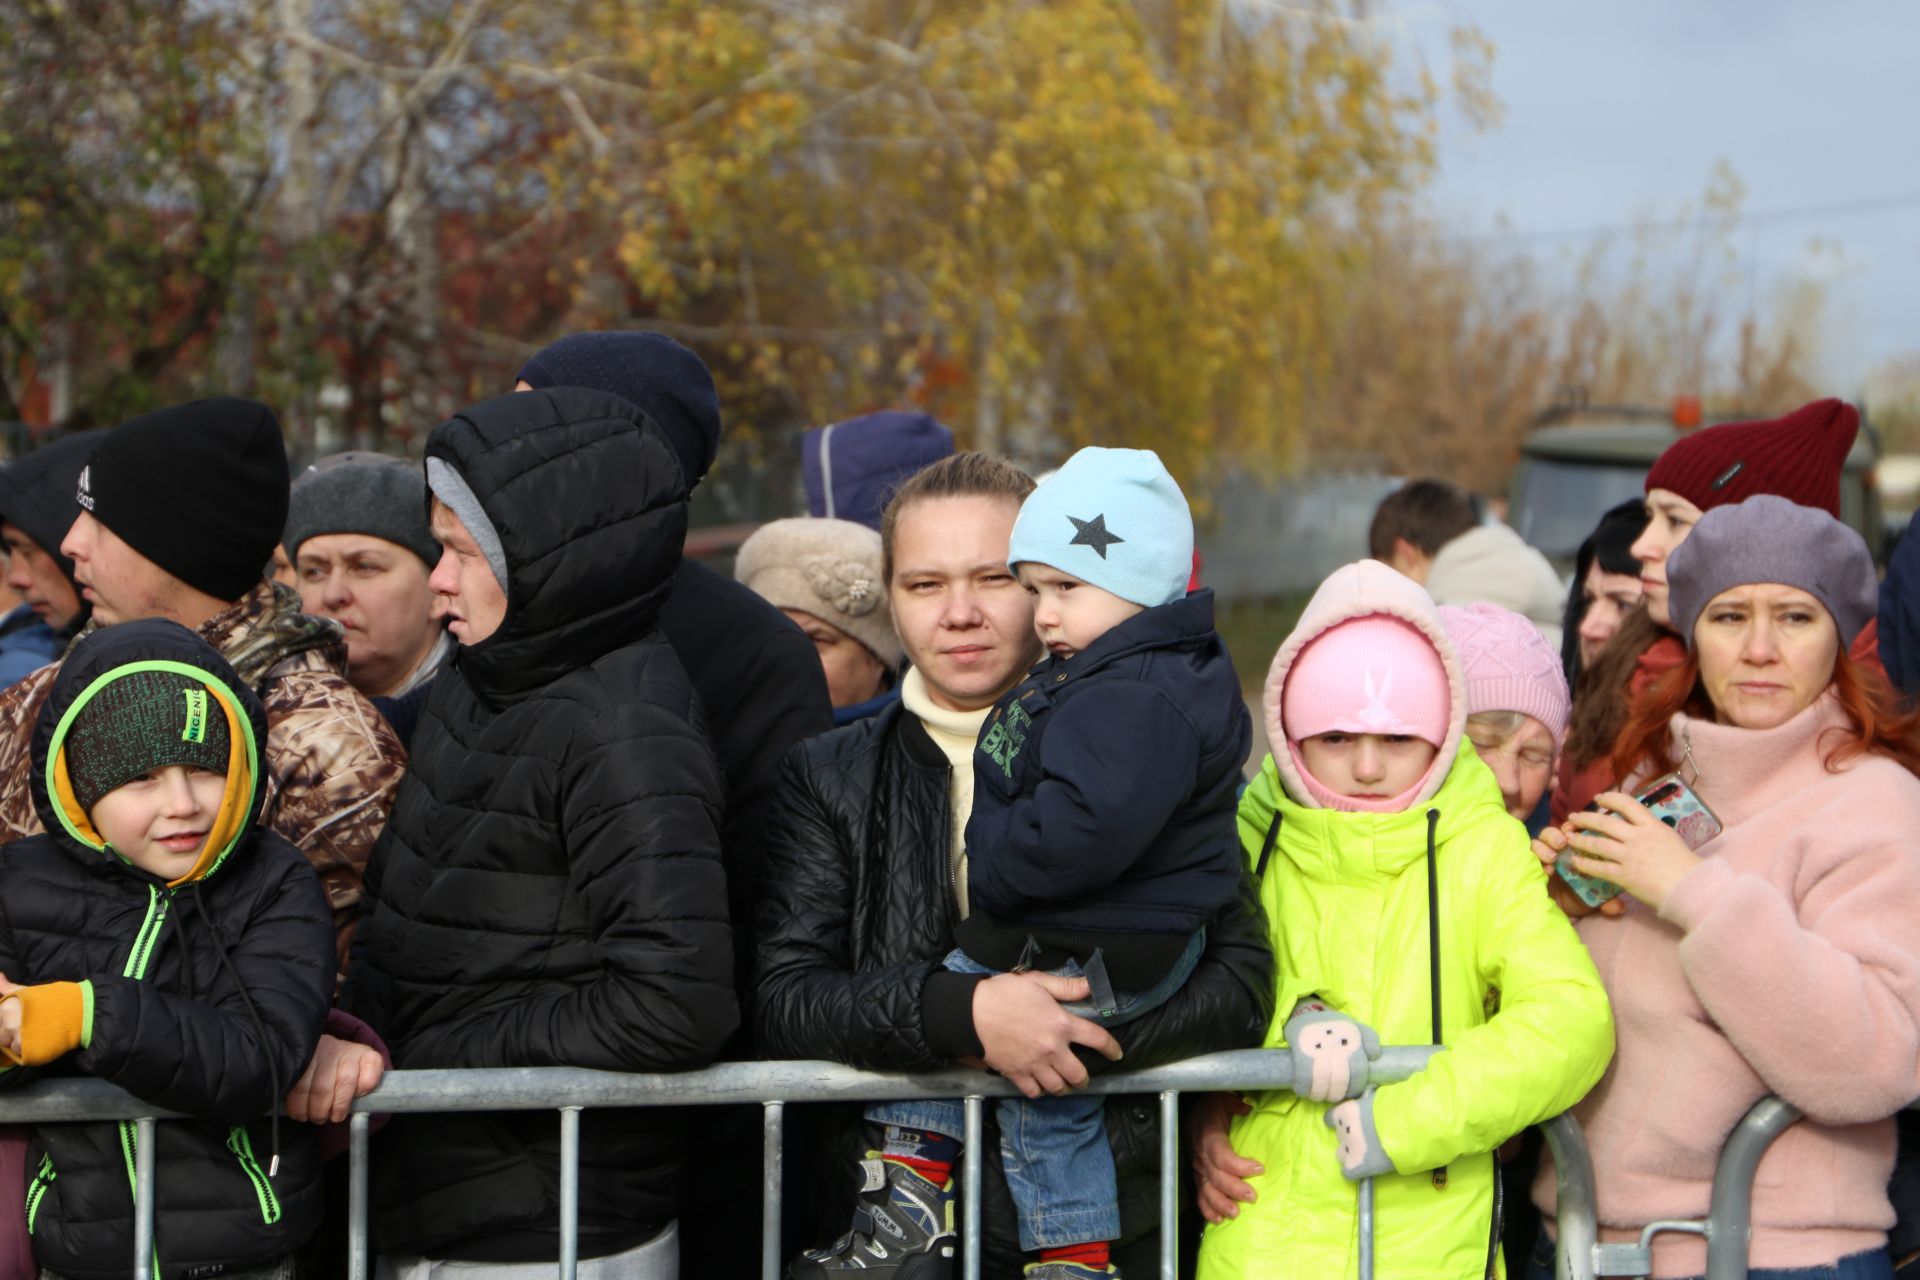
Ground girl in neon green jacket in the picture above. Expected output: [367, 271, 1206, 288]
[1197, 561, 1613, 1280]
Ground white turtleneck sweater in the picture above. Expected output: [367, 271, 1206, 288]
[899, 666, 991, 919]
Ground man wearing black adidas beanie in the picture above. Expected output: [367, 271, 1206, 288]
[66, 398, 290, 624]
[0, 397, 406, 986]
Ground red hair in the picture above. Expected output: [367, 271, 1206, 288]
[1611, 648, 1920, 786]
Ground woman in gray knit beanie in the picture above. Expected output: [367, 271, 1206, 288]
[284, 452, 451, 700]
[736, 518, 901, 721]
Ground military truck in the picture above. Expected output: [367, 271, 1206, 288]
[1508, 403, 1883, 568]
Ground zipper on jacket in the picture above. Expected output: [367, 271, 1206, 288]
[942, 789, 963, 925]
[123, 885, 172, 982]
[226, 1126, 282, 1224]
[115, 885, 173, 1273]
[25, 1152, 53, 1233]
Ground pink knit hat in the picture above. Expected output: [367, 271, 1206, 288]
[1282, 614, 1450, 749]
[1438, 603, 1570, 746]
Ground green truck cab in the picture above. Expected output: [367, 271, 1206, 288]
[1509, 407, 1883, 568]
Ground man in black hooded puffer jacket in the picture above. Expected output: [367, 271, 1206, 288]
[337, 387, 736, 1274]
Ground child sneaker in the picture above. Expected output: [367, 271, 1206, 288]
[789, 1155, 957, 1279]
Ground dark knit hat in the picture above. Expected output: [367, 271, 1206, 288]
[81, 398, 290, 601]
[517, 332, 722, 491]
[0, 428, 110, 593]
[1666, 494, 1878, 649]
[802, 411, 955, 531]
[1643, 398, 1858, 518]
[284, 452, 439, 568]
[64, 668, 232, 814]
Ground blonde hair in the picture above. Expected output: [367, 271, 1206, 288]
[879, 453, 1035, 582]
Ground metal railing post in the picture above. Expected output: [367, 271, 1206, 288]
[962, 1095, 983, 1280]
[349, 1111, 371, 1280]
[1357, 1176, 1375, 1280]
[1702, 1097, 1801, 1280]
[559, 1106, 581, 1280]
[1541, 1113, 1599, 1280]
[132, 1115, 156, 1280]
[1159, 1090, 1179, 1280]
[762, 1100, 784, 1280]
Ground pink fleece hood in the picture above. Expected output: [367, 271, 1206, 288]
[1262, 560, 1467, 811]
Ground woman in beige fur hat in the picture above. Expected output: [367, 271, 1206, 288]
[736, 517, 903, 723]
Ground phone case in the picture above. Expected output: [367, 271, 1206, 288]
[1634, 772, 1723, 850]
[1555, 773, 1721, 906]
[1555, 854, 1624, 908]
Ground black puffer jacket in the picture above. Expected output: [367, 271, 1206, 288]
[756, 701, 1274, 1272]
[655, 558, 832, 1055]
[0, 620, 335, 1280]
[341, 388, 736, 1262]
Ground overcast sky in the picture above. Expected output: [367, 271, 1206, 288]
[1398, 0, 1920, 391]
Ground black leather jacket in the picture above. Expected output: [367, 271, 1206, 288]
[756, 700, 1274, 1271]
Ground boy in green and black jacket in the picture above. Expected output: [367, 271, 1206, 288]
[0, 619, 334, 1280]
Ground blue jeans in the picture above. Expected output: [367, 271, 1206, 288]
[1523, 1228, 1895, 1280]
[867, 937, 1203, 1251]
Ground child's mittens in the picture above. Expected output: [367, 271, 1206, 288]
[1283, 998, 1381, 1101]
[1324, 1092, 1394, 1181]
[0, 982, 89, 1067]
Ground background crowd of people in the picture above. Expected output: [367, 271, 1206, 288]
[0, 335, 1912, 1280]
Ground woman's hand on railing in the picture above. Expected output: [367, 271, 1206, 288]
[1190, 1091, 1262, 1224]
[963, 971, 1122, 1099]
[285, 1034, 385, 1124]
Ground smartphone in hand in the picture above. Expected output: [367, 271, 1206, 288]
[1554, 772, 1721, 907]
[1555, 850, 1624, 908]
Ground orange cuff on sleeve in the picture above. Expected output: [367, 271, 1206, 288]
[7, 982, 89, 1067]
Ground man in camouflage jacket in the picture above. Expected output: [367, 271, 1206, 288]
[0, 400, 404, 984]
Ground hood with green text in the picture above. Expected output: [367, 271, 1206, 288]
[31, 619, 267, 883]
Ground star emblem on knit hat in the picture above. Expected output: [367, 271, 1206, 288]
[1067, 513, 1124, 559]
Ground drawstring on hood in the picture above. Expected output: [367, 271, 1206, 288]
[1425, 808, 1441, 1046]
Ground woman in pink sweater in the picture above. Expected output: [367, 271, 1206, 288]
[1530, 494, 1920, 1280]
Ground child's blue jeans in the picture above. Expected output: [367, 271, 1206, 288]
[866, 934, 1204, 1252]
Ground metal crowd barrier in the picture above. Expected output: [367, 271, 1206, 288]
[1549, 1095, 1920, 1280]
[0, 1053, 1896, 1280]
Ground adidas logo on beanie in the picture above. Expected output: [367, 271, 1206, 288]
[80, 399, 290, 602]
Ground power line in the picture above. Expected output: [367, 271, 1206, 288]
[1447, 187, 1920, 245]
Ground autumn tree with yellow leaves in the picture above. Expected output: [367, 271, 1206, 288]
[557, 0, 1452, 485]
[2, 0, 1468, 483]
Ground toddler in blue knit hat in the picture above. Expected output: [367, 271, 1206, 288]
[809, 448, 1252, 1280]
